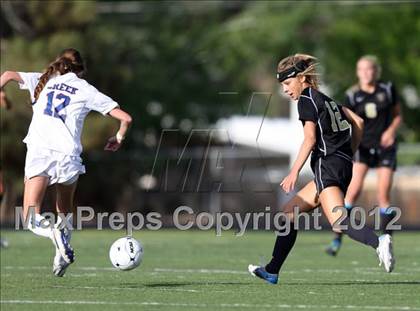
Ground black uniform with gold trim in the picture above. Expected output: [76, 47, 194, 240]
[297, 87, 353, 194]
[344, 81, 398, 170]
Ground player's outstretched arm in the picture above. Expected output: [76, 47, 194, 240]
[280, 121, 316, 193]
[342, 106, 364, 154]
[1, 71, 23, 110]
[104, 108, 133, 152]
[0, 71, 23, 88]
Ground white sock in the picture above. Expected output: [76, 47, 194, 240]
[28, 213, 53, 239]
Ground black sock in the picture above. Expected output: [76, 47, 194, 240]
[334, 232, 343, 242]
[265, 226, 297, 274]
[341, 218, 379, 249]
[381, 211, 396, 236]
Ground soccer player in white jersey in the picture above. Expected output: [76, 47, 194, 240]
[0, 48, 133, 276]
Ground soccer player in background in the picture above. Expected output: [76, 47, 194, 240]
[326, 55, 402, 256]
[248, 54, 395, 285]
[0, 48, 133, 276]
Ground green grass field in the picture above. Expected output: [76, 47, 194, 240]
[1, 230, 420, 311]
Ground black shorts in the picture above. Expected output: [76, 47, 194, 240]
[355, 145, 397, 170]
[310, 153, 353, 195]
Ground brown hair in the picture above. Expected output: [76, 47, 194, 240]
[33, 48, 85, 102]
[277, 53, 319, 89]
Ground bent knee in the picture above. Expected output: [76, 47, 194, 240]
[283, 212, 295, 223]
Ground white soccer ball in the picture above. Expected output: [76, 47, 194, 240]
[109, 236, 144, 271]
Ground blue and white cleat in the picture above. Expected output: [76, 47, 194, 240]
[248, 264, 278, 284]
[52, 224, 73, 276]
[51, 227, 74, 264]
[53, 249, 71, 277]
[376, 234, 395, 273]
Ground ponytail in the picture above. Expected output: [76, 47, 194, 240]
[33, 57, 73, 102]
[33, 48, 85, 102]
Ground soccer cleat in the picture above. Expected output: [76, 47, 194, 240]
[248, 264, 278, 284]
[325, 238, 341, 257]
[52, 223, 73, 276]
[376, 234, 395, 273]
[51, 227, 74, 264]
[53, 249, 70, 277]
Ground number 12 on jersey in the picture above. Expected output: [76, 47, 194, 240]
[325, 101, 350, 132]
[44, 91, 71, 122]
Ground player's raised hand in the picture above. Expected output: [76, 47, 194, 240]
[104, 135, 122, 152]
[280, 170, 299, 194]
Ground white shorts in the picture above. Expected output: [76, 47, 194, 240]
[24, 145, 86, 186]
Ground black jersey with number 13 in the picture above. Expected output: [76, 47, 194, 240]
[297, 87, 353, 160]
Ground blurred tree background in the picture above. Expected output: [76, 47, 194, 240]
[1, 1, 419, 214]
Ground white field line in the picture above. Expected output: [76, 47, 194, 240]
[1, 300, 420, 310]
[66, 273, 98, 277]
[0, 266, 411, 275]
[2, 266, 115, 271]
[52, 285, 199, 293]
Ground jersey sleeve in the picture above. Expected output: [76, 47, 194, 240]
[86, 86, 119, 116]
[390, 82, 399, 106]
[17, 72, 42, 101]
[342, 94, 354, 110]
[298, 96, 318, 124]
[342, 88, 357, 111]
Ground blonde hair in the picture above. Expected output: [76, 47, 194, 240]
[357, 55, 382, 80]
[277, 53, 319, 88]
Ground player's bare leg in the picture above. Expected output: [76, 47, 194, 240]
[249, 181, 319, 284]
[326, 162, 369, 256]
[377, 167, 395, 235]
[55, 179, 77, 220]
[281, 180, 320, 219]
[319, 186, 394, 272]
[319, 186, 347, 228]
[23, 176, 51, 237]
[346, 163, 369, 207]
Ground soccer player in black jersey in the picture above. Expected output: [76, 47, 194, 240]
[326, 55, 402, 256]
[248, 54, 395, 284]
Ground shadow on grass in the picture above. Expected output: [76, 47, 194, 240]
[121, 281, 253, 288]
[122, 280, 420, 288]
